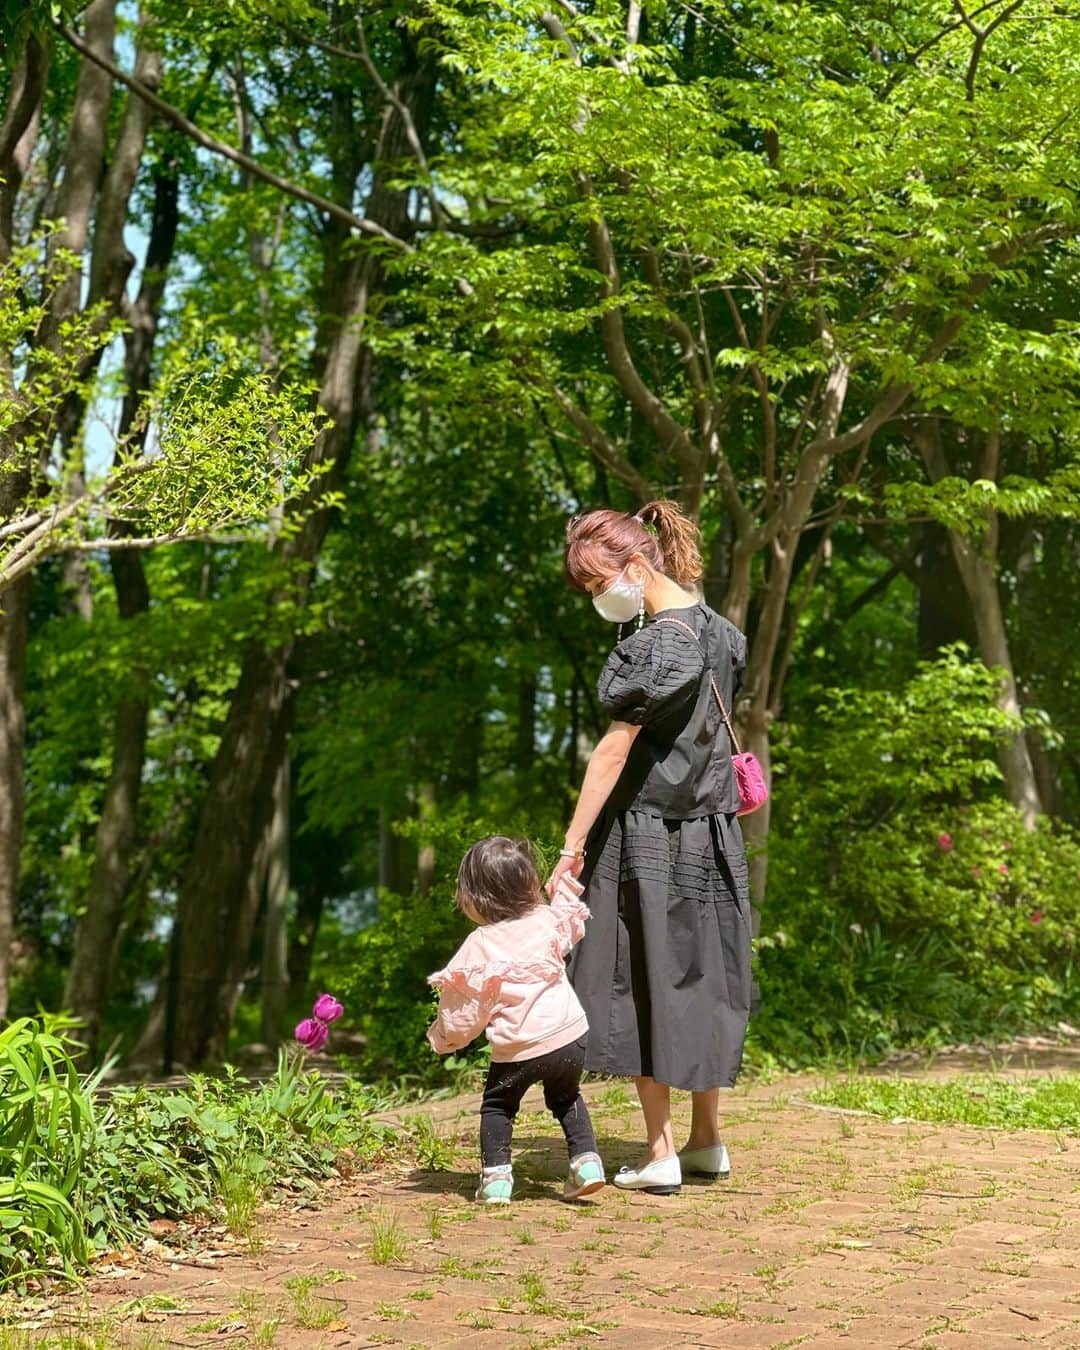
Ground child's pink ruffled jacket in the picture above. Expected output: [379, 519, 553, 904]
[427, 877, 590, 1062]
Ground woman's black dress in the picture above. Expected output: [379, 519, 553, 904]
[567, 602, 752, 1092]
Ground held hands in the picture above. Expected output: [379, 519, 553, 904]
[546, 850, 584, 898]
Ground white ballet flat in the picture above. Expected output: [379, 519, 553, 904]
[611, 1154, 682, 1195]
[678, 1142, 731, 1179]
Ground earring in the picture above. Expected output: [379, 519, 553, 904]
[637, 593, 646, 630]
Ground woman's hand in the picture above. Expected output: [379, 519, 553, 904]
[546, 851, 584, 898]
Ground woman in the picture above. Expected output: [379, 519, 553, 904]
[546, 500, 752, 1196]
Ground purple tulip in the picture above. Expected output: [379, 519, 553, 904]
[295, 1017, 329, 1053]
[312, 993, 344, 1024]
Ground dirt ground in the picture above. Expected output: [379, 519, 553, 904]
[25, 1045, 1080, 1349]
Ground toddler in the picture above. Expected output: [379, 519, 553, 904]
[427, 835, 605, 1204]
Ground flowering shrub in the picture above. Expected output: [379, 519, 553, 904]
[1, 1015, 389, 1288]
[755, 649, 1079, 1062]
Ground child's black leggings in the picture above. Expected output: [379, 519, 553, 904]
[479, 1034, 597, 1168]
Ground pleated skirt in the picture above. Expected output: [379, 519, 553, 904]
[567, 807, 752, 1092]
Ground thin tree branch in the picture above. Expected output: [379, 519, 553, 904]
[953, 0, 1027, 101]
[549, 385, 651, 501]
[55, 21, 412, 251]
[539, 9, 703, 506]
[0, 34, 48, 178]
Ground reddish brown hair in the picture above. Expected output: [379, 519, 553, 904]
[564, 499, 703, 591]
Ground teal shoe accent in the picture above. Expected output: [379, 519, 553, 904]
[476, 1165, 513, 1205]
[563, 1151, 606, 1200]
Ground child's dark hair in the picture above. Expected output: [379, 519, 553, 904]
[456, 835, 544, 924]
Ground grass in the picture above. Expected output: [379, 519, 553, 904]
[685, 1296, 740, 1318]
[284, 1282, 338, 1331]
[808, 1073, 1080, 1132]
[370, 1209, 410, 1265]
[112, 1297, 186, 1318]
[0, 1319, 168, 1350]
[234, 1290, 285, 1345]
[519, 1271, 557, 1315]
[217, 1163, 265, 1253]
[407, 1115, 456, 1171]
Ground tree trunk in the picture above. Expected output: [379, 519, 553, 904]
[61, 666, 148, 1052]
[0, 35, 49, 265]
[738, 704, 770, 936]
[129, 270, 379, 1066]
[735, 532, 795, 904]
[129, 640, 297, 1066]
[259, 755, 291, 1046]
[516, 675, 536, 772]
[42, 0, 117, 351]
[915, 523, 977, 658]
[127, 25, 433, 1065]
[0, 34, 48, 1021]
[0, 576, 31, 1019]
[957, 545, 1042, 826]
[60, 161, 179, 1057]
[416, 780, 436, 897]
[918, 423, 1043, 827]
[378, 806, 405, 893]
[287, 884, 325, 993]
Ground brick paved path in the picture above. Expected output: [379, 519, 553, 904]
[42, 1058, 1080, 1349]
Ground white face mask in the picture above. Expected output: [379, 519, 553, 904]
[592, 565, 645, 624]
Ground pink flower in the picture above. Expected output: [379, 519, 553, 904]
[295, 1018, 329, 1053]
[1030, 909, 1043, 925]
[999, 863, 1009, 875]
[312, 993, 344, 1024]
[937, 832, 954, 852]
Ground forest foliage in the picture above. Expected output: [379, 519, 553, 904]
[1, 0, 1078, 1079]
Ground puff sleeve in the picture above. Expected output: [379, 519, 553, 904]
[597, 623, 705, 728]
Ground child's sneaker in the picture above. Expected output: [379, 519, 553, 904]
[476, 1164, 513, 1205]
[563, 1151, 605, 1200]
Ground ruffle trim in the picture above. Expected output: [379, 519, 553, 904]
[427, 897, 590, 996]
[427, 954, 566, 996]
[552, 894, 591, 929]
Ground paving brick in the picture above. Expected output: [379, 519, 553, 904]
[36, 1053, 1080, 1350]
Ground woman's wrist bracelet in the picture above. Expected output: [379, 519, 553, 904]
[559, 846, 583, 860]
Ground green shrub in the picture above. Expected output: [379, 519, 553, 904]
[326, 650, 1079, 1077]
[326, 807, 544, 1081]
[756, 648, 1079, 1063]
[0, 1015, 93, 1283]
[0, 1017, 393, 1286]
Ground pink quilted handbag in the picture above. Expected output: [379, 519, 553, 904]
[654, 618, 769, 817]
